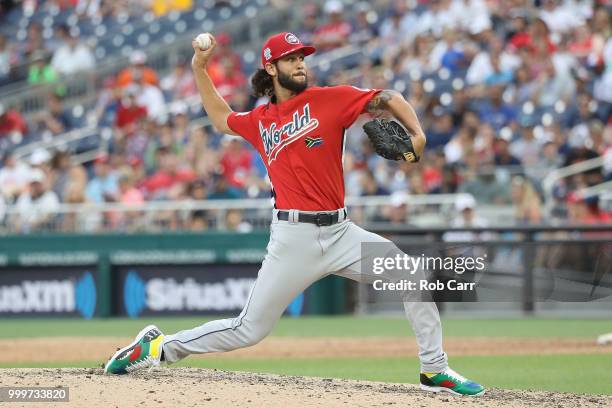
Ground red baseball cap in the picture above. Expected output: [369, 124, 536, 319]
[261, 32, 316, 67]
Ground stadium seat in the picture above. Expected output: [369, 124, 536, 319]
[74, 135, 102, 154]
[171, 20, 186, 35]
[137, 33, 151, 47]
[111, 34, 125, 49]
[121, 23, 135, 37]
[94, 46, 107, 60]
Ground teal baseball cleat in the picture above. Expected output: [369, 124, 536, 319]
[420, 368, 485, 396]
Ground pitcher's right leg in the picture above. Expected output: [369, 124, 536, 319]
[161, 222, 325, 364]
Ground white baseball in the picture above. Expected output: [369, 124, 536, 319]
[195, 33, 212, 51]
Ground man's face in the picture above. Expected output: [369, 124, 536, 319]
[274, 52, 308, 94]
[496, 139, 509, 154]
[30, 181, 44, 198]
[192, 184, 206, 200]
[4, 155, 15, 168]
[390, 204, 407, 224]
[491, 85, 503, 103]
[118, 178, 129, 192]
[462, 208, 474, 223]
[49, 96, 62, 113]
[174, 112, 187, 127]
[222, 58, 235, 75]
[543, 142, 557, 158]
[94, 162, 109, 178]
[329, 11, 342, 23]
[160, 153, 177, 172]
[68, 36, 78, 48]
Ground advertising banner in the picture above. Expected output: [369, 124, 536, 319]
[0, 267, 98, 318]
[115, 264, 261, 317]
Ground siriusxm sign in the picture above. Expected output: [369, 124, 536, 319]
[119, 267, 258, 317]
[147, 277, 253, 312]
[124, 271, 146, 318]
[0, 270, 97, 318]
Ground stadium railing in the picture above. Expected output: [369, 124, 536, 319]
[542, 155, 608, 215]
[11, 125, 109, 162]
[1, 193, 512, 234]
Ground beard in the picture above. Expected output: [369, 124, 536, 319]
[277, 69, 308, 94]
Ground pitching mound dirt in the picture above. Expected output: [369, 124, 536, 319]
[1, 368, 610, 408]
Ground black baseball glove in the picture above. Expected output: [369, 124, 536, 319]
[363, 119, 420, 162]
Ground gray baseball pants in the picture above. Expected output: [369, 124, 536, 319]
[162, 208, 448, 373]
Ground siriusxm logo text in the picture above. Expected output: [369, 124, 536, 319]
[259, 103, 319, 164]
[0, 281, 74, 313]
[0, 272, 96, 318]
[146, 277, 255, 311]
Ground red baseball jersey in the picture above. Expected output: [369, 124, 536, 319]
[227, 85, 380, 211]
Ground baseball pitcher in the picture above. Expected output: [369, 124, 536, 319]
[105, 32, 485, 397]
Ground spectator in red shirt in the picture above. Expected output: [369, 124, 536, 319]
[143, 148, 195, 199]
[567, 192, 600, 225]
[0, 104, 28, 138]
[312, 0, 352, 52]
[422, 151, 445, 194]
[207, 33, 243, 86]
[568, 25, 594, 61]
[115, 85, 147, 134]
[509, 17, 556, 55]
[213, 58, 247, 101]
[219, 136, 253, 189]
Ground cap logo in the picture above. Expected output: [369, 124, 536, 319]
[264, 47, 272, 61]
[284, 33, 299, 44]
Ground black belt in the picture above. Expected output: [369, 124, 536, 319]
[277, 209, 347, 226]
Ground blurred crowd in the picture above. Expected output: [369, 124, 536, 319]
[1, 0, 611, 233]
[0, 0, 199, 87]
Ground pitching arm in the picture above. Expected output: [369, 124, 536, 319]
[191, 35, 238, 135]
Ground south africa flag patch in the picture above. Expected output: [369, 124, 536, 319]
[305, 137, 323, 148]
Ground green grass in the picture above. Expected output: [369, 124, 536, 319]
[177, 354, 612, 395]
[3, 354, 611, 395]
[0, 317, 610, 339]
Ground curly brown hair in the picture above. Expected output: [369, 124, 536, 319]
[251, 67, 275, 100]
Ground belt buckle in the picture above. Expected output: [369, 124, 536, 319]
[315, 212, 333, 226]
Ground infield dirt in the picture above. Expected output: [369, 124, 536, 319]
[1, 367, 611, 408]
